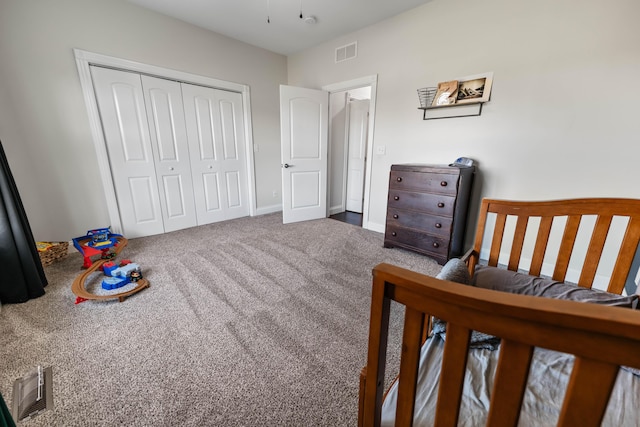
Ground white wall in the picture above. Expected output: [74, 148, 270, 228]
[0, 0, 287, 241]
[288, 0, 640, 242]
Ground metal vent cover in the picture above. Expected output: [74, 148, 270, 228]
[12, 366, 54, 421]
[335, 42, 357, 63]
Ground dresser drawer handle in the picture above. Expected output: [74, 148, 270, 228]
[394, 196, 400, 201]
[437, 202, 445, 208]
[392, 232, 397, 236]
[397, 177, 403, 182]
[435, 223, 442, 228]
[433, 242, 440, 248]
[440, 181, 448, 187]
[393, 214, 399, 219]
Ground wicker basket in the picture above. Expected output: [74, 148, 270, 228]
[37, 241, 69, 267]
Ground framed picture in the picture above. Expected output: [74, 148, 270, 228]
[431, 80, 459, 107]
[455, 72, 493, 104]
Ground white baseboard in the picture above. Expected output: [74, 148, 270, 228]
[364, 221, 385, 234]
[255, 204, 282, 216]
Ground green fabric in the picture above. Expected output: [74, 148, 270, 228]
[0, 392, 16, 427]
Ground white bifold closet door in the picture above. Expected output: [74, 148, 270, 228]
[181, 84, 249, 225]
[90, 66, 248, 238]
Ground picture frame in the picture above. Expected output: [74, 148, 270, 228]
[455, 72, 493, 104]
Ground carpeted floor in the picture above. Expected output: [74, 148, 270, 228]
[0, 214, 441, 426]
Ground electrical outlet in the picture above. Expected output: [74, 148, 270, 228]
[376, 145, 386, 155]
[272, 191, 278, 198]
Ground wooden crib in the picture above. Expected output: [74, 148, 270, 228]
[359, 198, 640, 426]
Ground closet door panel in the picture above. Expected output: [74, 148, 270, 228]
[220, 100, 238, 160]
[142, 75, 197, 233]
[162, 175, 188, 217]
[203, 172, 222, 212]
[182, 85, 248, 223]
[129, 177, 158, 222]
[91, 66, 164, 238]
[192, 97, 217, 160]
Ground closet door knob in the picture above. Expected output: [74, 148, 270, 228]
[392, 232, 397, 236]
[393, 214, 398, 219]
[394, 196, 399, 201]
[432, 242, 439, 248]
[208, 165, 213, 169]
[437, 202, 445, 208]
[169, 167, 174, 171]
[435, 223, 442, 228]
[397, 177, 403, 182]
[440, 181, 448, 187]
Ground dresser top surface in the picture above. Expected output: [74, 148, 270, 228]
[390, 163, 475, 173]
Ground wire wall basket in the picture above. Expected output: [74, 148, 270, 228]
[417, 87, 437, 108]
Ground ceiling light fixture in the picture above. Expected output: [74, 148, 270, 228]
[266, 0, 313, 24]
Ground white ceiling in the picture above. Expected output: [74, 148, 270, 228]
[126, 0, 432, 55]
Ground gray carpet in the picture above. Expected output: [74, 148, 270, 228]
[0, 214, 441, 426]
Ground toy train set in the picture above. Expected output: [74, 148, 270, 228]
[71, 227, 149, 304]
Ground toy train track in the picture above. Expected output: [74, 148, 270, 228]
[71, 234, 149, 303]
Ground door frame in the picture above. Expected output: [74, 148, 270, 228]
[322, 75, 377, 231]
[74, 49, 257, 234]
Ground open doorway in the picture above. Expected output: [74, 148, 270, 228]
[326, 83, 373, 228]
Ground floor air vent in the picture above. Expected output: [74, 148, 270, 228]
[335, 42, 357, 63]
[12, 366, 54, 422]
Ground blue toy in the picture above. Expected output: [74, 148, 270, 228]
[72, 227, 123, 268]
[102, 276, 129, 290]
[100, 260, 143, 290]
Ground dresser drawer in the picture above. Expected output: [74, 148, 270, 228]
[387, 190, 456, 217]
[384, 226, 449, 259]
[389, 171, 459, 195]
[386, 208, 452, 238]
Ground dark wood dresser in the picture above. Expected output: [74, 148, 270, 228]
[383, 163, 475, 265]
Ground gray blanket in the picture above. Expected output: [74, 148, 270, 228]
[381, 336, 640, 426]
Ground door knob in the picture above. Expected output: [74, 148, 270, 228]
[283, 163, 293, 168]
[208, 165, 213, 169]
[169, 167, 174, 171]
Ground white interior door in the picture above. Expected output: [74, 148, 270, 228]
[280, 85, 329, 224]
[141, 75, 197, 232]
[345, 99, 369, 213]
[182, 84, 249, 224]
[91, 66, 164, 238]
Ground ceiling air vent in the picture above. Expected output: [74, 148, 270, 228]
[335, 42, 357, 63]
